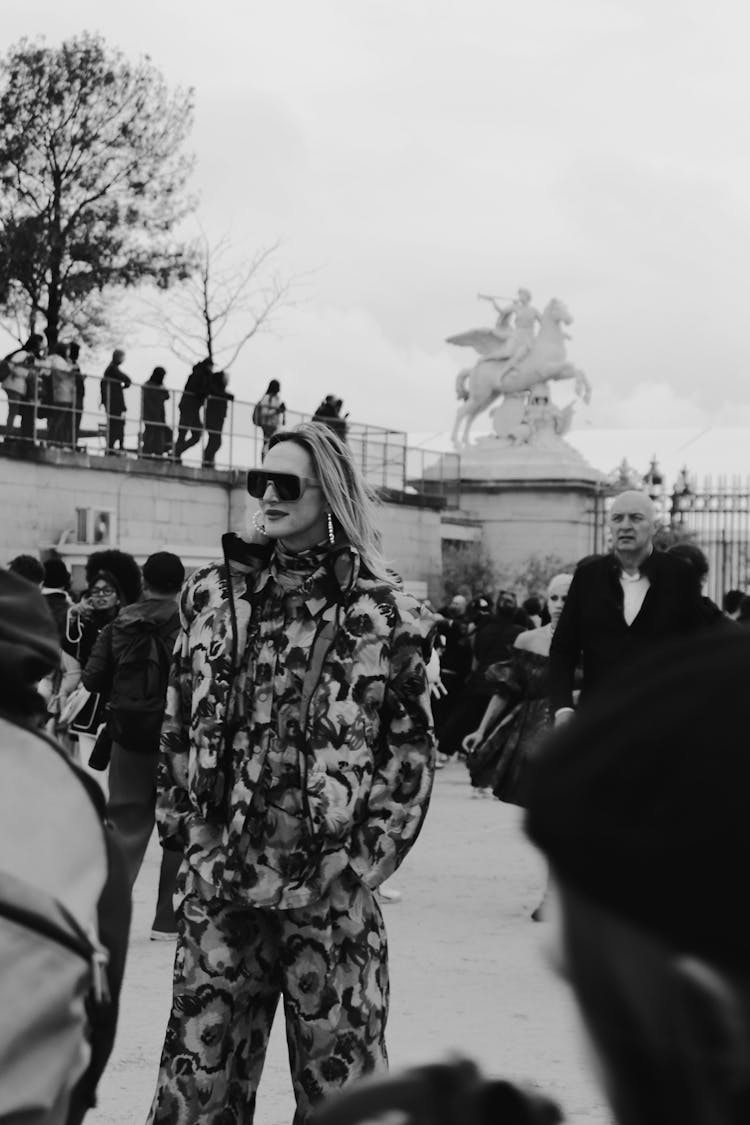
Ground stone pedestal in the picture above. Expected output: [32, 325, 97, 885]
[429, 434, 606, 579]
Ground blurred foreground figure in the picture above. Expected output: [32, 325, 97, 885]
[527, 628, 750, 1125]
[312, 1058, 561, 1125]
[316, 629, 750, 1125]
[0, 568, 130, 1124]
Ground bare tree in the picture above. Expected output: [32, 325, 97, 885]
[140, 232, 295, 369]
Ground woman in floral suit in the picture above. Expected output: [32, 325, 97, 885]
[149, 422, 436, 1124]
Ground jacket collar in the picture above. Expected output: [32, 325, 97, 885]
[609, 545, 657, 579]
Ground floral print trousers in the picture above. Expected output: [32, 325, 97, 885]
[147, 865, 389, 1124]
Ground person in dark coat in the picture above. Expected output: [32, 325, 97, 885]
[722, 587, 744, 620]
[548, 490, 705, 721]
[526, 628, 750, 1125]
[666, 541, 736, 630]
[7, 553, 44, 586]
[173, 358, 211, 461]
[60, 549, 142, 763]
[431, 595, 472, 755]
[82, 551, 186, 939]
[435, 592, 525, 764]
[100, 349, 131, 454]
[313, 394, 349, 442]
[202, 370, 234, 468]
[68, 341, 85, 448]
[141, 367, 172, 458]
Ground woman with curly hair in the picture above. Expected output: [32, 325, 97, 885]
[60, 549, 142, 764]
[148, 421, 436, 1124]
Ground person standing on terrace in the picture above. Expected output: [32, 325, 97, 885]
[141, 366, 172, 458]
[1, 332, 46, 444]
[202, 368, 234, 467]
[101, 349, 132, 454]
[252, 378, 286, 452]
[173, 358, 212, 462]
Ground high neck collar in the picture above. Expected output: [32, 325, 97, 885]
[270, 539, 329, 591]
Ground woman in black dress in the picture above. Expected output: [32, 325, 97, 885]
[141, 366, 172, 457]
[463, 573, 573, 804]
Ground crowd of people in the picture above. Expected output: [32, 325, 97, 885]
[4, 449, 750, 1124]
[0, 336, 350, 465]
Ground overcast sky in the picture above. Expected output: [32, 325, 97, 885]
[4, 0, 750, 441]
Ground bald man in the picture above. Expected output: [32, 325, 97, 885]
[548, 490, 705, 721]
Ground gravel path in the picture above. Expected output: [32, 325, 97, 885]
[90, 759, 612, 1124]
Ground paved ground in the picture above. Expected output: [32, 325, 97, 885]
[91, 759, 612, 1124]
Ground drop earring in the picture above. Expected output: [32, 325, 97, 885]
[327, 511, 335, 546]
[252, 509, 267, 535]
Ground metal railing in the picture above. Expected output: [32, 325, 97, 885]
[670, 474, 750, 602]
[591, 469, 750, 602]
[1, 369, 461, 508]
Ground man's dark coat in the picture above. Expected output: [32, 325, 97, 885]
[548, 550, 705, 714]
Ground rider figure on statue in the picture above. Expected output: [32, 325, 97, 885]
[478, 287, 541, 371]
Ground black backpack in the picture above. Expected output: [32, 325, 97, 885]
[108, 617, 175, 753]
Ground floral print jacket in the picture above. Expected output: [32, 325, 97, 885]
[156, 538, 436, 909]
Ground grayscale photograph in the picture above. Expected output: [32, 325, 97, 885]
[1, 3, 748, 1123]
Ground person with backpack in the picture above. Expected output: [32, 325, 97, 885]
[252, 378, 286, 452]
[1, 332, 46, 445]
[81, 551, 186, 940]
[0, 566, 131, 1125]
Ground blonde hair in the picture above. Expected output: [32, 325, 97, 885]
[267, 421, 394, 584]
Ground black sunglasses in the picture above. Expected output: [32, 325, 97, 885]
[246, 469, 322, 502]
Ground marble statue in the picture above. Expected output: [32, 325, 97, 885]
[493, 383, 575, 445]
[447, 294, 590, 449]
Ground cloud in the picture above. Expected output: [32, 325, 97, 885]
[3, 0, 750, 438]
[238, 303, 456, 430]
[581, 381, 707, 429]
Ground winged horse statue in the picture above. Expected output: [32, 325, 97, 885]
[447, 297, 591, 449]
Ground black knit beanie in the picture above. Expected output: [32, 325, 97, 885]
[525, 628, 750, 968]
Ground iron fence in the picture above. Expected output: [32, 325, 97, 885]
[592, 469, 750, 602]
[1, 370, 461, 508]
[670, 475, 750, 602]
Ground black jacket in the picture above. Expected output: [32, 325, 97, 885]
[100, 364, 131, 415]
[548, 550, 705, 713]
[204, 374, 234, 429]
[82, 597, 179, 697]
[178, 364, 211, 418]
[141, 382, 169, 425]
